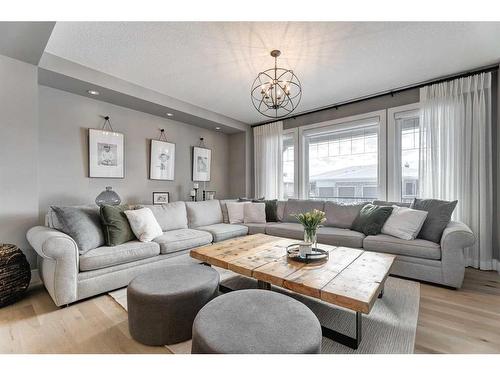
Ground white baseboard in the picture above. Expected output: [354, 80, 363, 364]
[29, 269, 42, 289]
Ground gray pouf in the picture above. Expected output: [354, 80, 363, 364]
[127, 264, 219, 346]
[191, 289, 322, 354]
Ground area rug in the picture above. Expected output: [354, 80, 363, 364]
[109, 268, 419, 354]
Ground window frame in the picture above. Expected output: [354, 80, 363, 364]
[282, 127, 299, 199]
[387, 103, 421, 202]
[298, 110, 387, 200]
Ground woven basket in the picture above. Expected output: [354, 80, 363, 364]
[0, 244, 31, 307]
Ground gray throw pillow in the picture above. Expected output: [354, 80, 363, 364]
[410, 198, 458, 243]
[51, 206, 105, 254]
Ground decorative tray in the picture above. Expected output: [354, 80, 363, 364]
[286, 244, 329, 264]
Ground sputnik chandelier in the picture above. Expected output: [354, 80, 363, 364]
[251, 50, 302, 119]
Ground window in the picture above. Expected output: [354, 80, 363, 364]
[388, 105, 420, 202]
[362, 186, 378, 199]
[398, 111, 420, 203]
[282, 131, 297, 199]
[302, 114, 383, 203]
[338, 186, 355, 198]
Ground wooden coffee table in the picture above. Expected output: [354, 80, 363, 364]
[190, 233, 395, 349]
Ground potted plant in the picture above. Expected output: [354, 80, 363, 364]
[292, 209, 326, 256]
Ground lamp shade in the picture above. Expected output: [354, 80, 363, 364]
[95, 186, 121, 206]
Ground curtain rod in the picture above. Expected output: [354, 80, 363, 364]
[251, 63, 499, 128]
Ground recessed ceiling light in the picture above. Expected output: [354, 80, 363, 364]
[215, 127, 221, 130]
[87, 89, 100, 96]
[166, 113, 174, 117]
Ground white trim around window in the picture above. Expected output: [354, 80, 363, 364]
[282, 127, 299, 199]
[387, 103, 421, 202]
[297, 110, 387, 201]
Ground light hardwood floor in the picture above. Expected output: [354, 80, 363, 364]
[1, 268, 499, 354]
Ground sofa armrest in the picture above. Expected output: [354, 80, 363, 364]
[26, 226, 79, 306]
[441, 221, 475, 250]
[439, 221, 475, 288]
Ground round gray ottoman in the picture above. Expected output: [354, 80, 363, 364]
[191, 289, 322, 354]
[127, 264, 219, 346]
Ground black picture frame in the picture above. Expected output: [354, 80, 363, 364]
[152, 192, 170, 205]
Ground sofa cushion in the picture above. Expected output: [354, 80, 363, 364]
[220, 199, 238, 223]
[317, 227, 365, 248]
[265, 222, 304, 240]
[363, 234, 441, 260]
[277, 201, 287, 221]
[244, 223, 268, 235]
[351, 204, 394, 236]
[153, 229, 213, 254]
[252, 199, 279, 222]
[124, 207, 163, 242]
[324, 202, 367, 229]
[196, 223, 248, 242]
[381, 205, 428, 240]
[282, 200, 325, 223]
[411, 198, 458, 243]
[51, 205, 105, 254]
[226, 202, 246, 224]
[244, 202, 267, 224]
[46, 204, 98, 230]
[100, 204, 136, 246]
[79, 241, 160, 271]
[186, 200, 223, 228]
[138, 202, 188, 231]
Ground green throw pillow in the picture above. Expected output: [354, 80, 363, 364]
[351, 204, 394, 236]
[100, 204, 135, 246]
[252, 199, 278, 222]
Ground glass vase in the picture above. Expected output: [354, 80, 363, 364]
[303, 227, 317, 251]
[95, 186, 121, 206]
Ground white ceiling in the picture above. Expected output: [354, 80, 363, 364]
[45, 22, 500, 124]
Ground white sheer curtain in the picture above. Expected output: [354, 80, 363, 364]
[254, 121, 283, 200]
[419, 72, 493, 269]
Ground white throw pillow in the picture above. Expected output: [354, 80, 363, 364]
[226, 202, 247, 224]
[124, 207, 163, 242]
[381, 205, 428, 240]
[244, 202, 267, 224]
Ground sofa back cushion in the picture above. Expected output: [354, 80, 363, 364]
[282, 199, 325, 223]
[138, 202, 188, 231]
[185, 199, 223, 228]
[50, 205, 105, 254]
[324, 202, 368, 229]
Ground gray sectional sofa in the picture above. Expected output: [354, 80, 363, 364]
[27, 198, 474, 307]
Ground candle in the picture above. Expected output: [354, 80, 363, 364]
[190, 190, 196, 197]
[193, 183, 199, 189]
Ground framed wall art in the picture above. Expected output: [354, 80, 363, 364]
[89, 128, 124, 178]
[153, 192, 170, 205]
[192, 146, 211, 182]
[150, 139, 175, 180]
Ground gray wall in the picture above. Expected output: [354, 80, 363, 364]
[0, 55, 39, 266]
[38, 85, 230, 222]
[228, 132, 246, 198]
